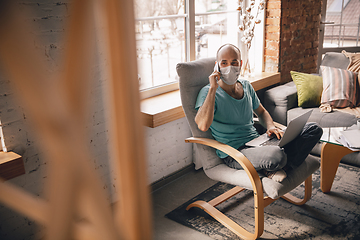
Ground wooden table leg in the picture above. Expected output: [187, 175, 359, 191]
[321, 142, 353, 193]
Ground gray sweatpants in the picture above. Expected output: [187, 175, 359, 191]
[222, 122, 323, 171]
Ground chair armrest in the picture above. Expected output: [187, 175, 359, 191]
[263, 82, 298, 126]
[185, 137, 263, 196]
[253, 117, 286, 130]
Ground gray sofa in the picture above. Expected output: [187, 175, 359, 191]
[263, 52, 360, 167]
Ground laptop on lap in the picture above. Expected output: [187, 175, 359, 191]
[246, 110, 313, 148]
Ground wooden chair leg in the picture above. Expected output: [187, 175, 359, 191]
[281, 175, 312, 206]
[186, 187, 264, 240]
[208, 186, 245, 207]
[186, 176, 313, 239]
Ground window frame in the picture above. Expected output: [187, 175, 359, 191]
[136, 0, 265, 99]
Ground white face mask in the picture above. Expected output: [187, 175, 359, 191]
[220, 65, 240, 85]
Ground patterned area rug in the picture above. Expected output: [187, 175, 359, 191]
[165, 164, 360, 239]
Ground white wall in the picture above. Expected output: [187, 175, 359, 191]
[145, 118, 193, 184]
[0, 1, 193, 239]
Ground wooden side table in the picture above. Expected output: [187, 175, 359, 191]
[320, 127, 359, 193]
[0, 151, 25, 180]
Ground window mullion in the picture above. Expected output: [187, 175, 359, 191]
[186, 0, 195, 61]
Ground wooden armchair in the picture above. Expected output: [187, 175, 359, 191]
[177, 58, 320, 240]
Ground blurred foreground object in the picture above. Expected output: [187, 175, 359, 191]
[0, 0, 152, 239]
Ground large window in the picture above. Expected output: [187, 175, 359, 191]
[323, 0, 360, 48]
[194, 1, 239, 59]
[135, 0, 186, 92]
[134, 0, 264, 97]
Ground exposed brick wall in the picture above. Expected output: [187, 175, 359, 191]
[264, 0, 281, 73]
[280, 0, 322, 83]
[264, 0, 322, 84]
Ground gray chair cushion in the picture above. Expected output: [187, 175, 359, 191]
[206, 154, 320, 199]
[262, 155, 320, 199]
[177, 57, 215, 140]
[177, 58, 223, 170]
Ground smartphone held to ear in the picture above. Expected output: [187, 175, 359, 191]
[213, 63, 221, 81]
[214, 63, 220, 73]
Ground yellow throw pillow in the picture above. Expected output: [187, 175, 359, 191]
[290, 71, 323, 108]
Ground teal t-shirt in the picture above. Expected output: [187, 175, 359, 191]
[195, 79, 260, 158]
